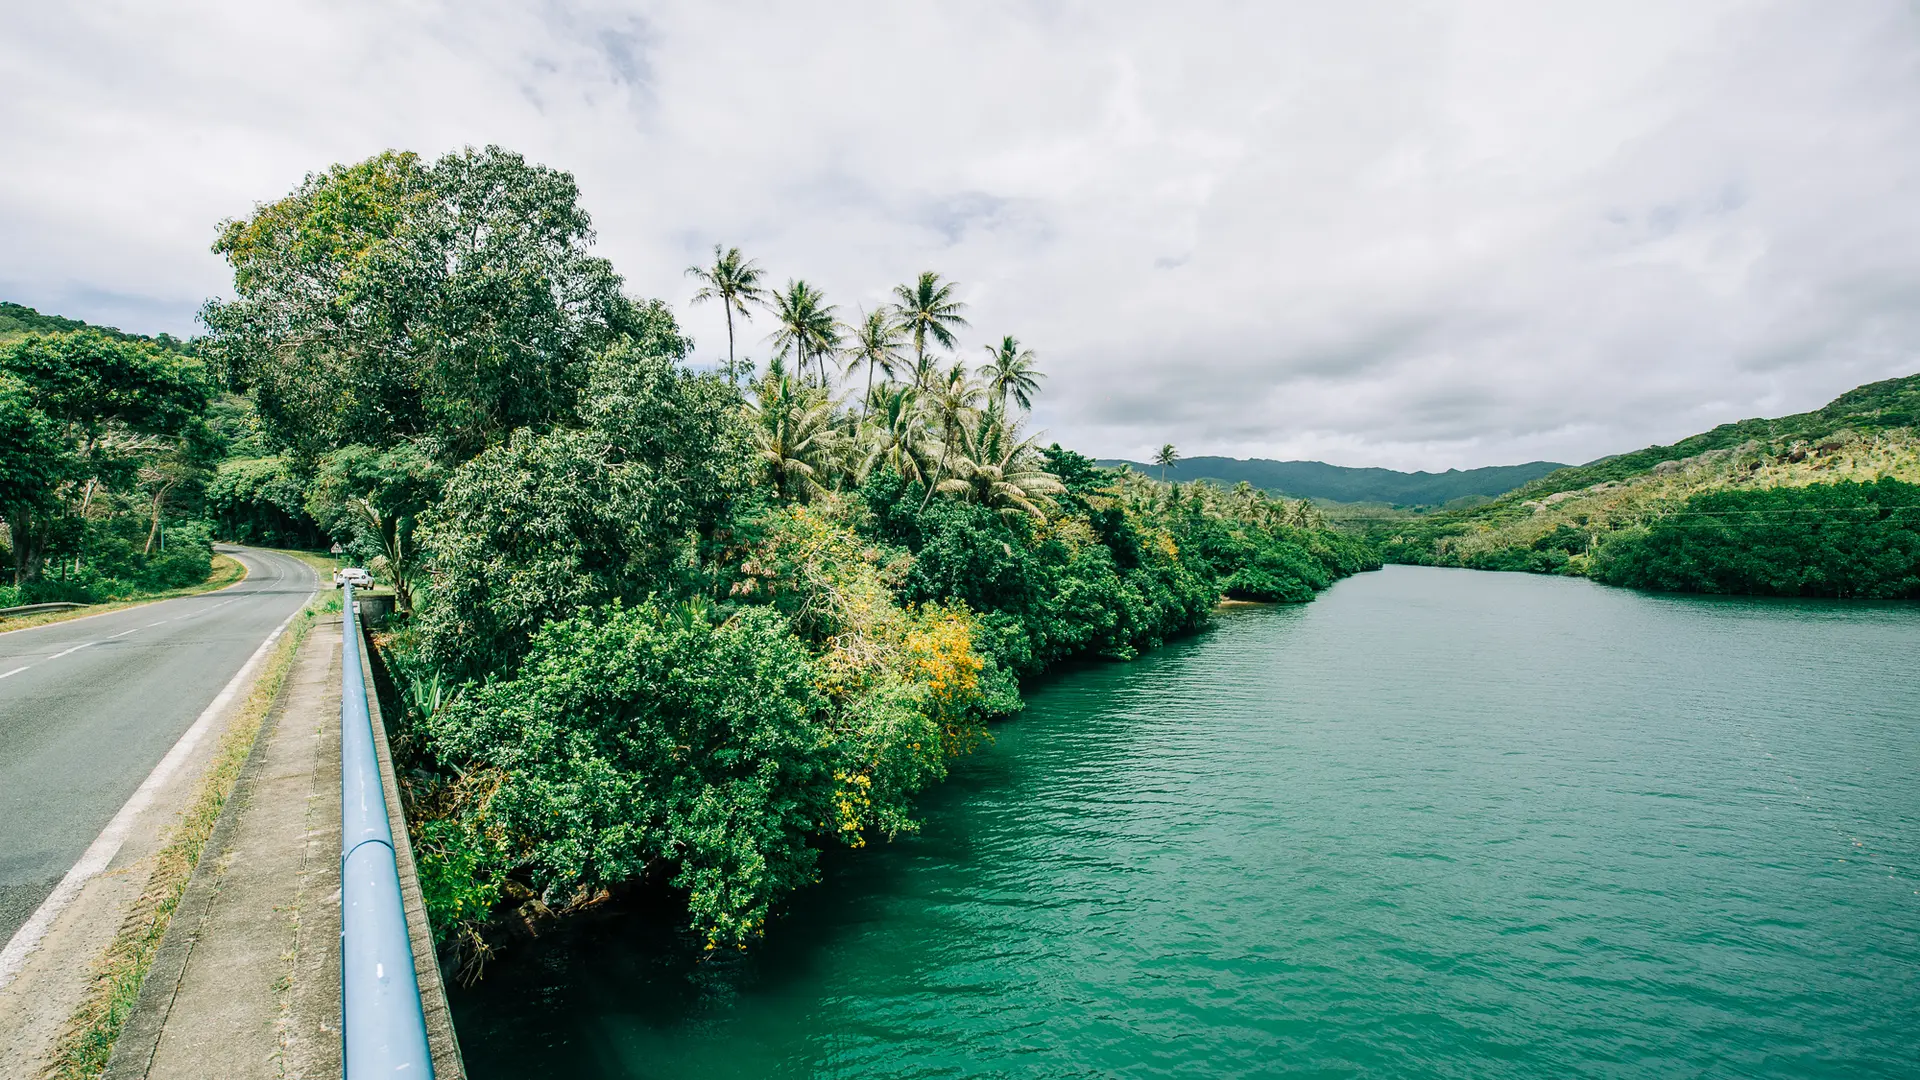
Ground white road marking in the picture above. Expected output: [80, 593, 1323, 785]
[0, 589, 308, 991]
[0, 667, 27, 681]
[109, 628, 139, 639]
[46, 642, 94, 661]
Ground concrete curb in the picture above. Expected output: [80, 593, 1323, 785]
[102, 621, 303, 1080]
[357, 609, 466, 1079]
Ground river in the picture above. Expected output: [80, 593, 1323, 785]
[449, 565, 1920, 1078]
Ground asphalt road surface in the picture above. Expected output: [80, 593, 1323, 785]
[0, 547, 316, 947]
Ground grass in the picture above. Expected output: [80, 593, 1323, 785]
[0, 554, 249, 634]
[261, 546, 345, 579]
[43, 592, 341, 1079]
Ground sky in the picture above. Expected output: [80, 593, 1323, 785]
[3, 1, 1918, 470]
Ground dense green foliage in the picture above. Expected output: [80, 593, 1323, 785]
[428, 602, 836, 949]
[1589, 480, 1920, 598]
[1100, 455, 1568, 505]
[0, 330, 217, 602]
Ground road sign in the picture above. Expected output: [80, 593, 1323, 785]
[330, 542, 344, 555]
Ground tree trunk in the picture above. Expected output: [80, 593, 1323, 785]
[144, 481, 176, 556]
[725, 304, 738, 384]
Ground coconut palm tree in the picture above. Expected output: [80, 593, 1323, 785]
[857, 383, 931, 486]
[767, 279, 842, 387]
[685, 245, 768, 384]
[919, 360, 983, 508]
[937, 406, 1065, 520]
[746, 358, 846, 501]
[845, 307, 908, 410]
[890, 271, 970, 388]
[981, 336, 1043, 413]
[1153, 443, 1180, 483]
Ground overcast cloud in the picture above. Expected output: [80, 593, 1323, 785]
[3, 1, 1917, 469]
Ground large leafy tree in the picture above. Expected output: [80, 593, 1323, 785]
[890, 271, 969, 388]
[415, 343, 754, 678]
[428, 601, 836, 950]
[686, 245, 768, 384]
[202, 146, 659, 463]
[305, 442, 445, 612]
[0, 331, 213, 584]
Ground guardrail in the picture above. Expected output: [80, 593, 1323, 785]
[340, 583, 435, 1077]
[0, 601, 85, 617]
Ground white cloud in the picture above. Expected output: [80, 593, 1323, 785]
[3, 0, 1917, 468]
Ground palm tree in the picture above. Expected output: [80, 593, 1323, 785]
[920, 360, 983, 508]
[686, 245, 768, 384]
[890, 271, 970, 388]
[845, 307, 908, 410]
[981, 336, 1043, 413]
[857, 383, 931, 486]
[1231, 480, 1258, 523]
[768, 280, 842, 386]
[1154, 443, 1179, 483]
[937, 406, 1065, 520]
[746, 358, 846, 501]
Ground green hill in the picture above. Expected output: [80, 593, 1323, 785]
[1378, 372, 1920, 596]
[1097, 456, 1566, 506]
[0, 300, 195, 353]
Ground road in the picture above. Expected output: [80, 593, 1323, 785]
[0, 547, 316, 947]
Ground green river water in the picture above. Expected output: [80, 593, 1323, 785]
[450, 565, 1920, 1078]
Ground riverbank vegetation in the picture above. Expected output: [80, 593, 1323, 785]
[1376, 374, 1920, 597]
[129, 144, 1380, 965]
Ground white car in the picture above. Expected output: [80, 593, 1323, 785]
[332, 567, 374, 589]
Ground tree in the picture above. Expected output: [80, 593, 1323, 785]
[890, 271, 969, 389]
[427, 601, 837, 950]
[981, 336, 1043, 413]
[0, 331, 213, 584]
[415, 344, 754, 677]
[856, 384, 930, 487]
[305, 443, 445, 612]
[202, 146, 659, 463]
[1154, 443, 1180, 483]
[846, 307, 908, 409]
[686, 245, 768, 385]
[747, 360, 847, 501]
[936, 407, 1065, 519]
[920, 361, 983, 509]
[767, 280, 841, 387]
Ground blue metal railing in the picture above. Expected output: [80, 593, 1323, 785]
[340, 583, 435, 1077]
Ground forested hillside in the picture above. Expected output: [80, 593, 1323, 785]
[1379, 374, 1920, 597]
[2, 145, 1377, 965]
[1099, 455, 1566, 506]
[0, 300, 194, 353]
[0, 310, 236, 606]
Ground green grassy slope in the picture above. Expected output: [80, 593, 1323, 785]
[1377, 372, 1920, 581]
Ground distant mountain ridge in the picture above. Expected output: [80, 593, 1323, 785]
[0, 300, 194, 353]
[1097, 456, 1568, 506]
